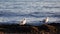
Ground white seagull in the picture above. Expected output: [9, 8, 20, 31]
[43, 17, 49, 23]
[20, 18, 26, 25]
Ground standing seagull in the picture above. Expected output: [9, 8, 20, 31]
[43, 17, 49, 23]
[20, 18, 26, 25]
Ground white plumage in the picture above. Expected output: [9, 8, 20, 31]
[20, 18, 26, 25]
[43, 17, 49, 23]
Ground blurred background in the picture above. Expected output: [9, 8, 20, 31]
[0, 0, 60, 25]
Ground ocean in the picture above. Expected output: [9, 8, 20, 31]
[0, 0, 60, 25]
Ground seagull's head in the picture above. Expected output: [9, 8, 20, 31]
[46, 17, 49, 19]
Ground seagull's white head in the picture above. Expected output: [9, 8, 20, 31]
[46, 17, 49, 19]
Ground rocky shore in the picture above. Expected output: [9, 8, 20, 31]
[0, 23, 60, 34]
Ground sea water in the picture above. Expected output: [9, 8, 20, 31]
[0, 0, 60, 25]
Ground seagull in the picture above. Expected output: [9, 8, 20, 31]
[20, 18, 26, 25]
[43, 17, 49, 23]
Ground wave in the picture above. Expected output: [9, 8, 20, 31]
[1, 11, 59, 17]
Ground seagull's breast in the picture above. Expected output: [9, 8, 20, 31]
[22, 20, 26, 24]
[45, 18, 48, 23]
